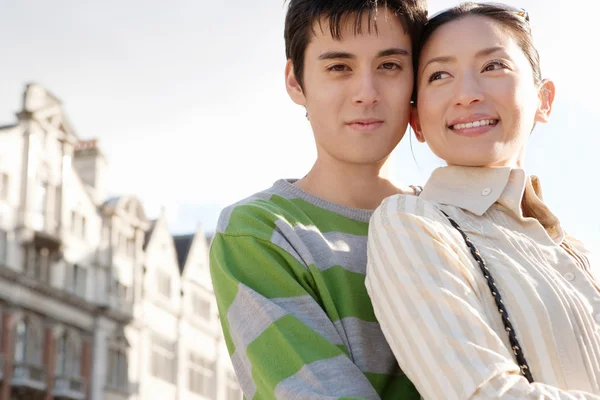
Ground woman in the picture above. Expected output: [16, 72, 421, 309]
[366, 2, 600, 399]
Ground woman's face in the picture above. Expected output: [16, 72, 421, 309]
[413, 15, 554, 168]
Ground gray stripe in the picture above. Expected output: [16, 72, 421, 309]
[272, 295, 344, 346]
[231, 348, 257, 399]
[272, 220, 367, 274]
[334, 317, 400, 375]
[274, 355, 380, 400]
[227, 284, 287, 399]
[270, 228, 307, 268]
[228, 284, 287, 348]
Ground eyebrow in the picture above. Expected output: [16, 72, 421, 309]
[318, 47, 409, 60]
[420, 46, 507, 73]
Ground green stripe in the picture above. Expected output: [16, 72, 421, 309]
[210, 235, 239, 354]
[288, 198, 369, 235]
[321, 266, 377, 322]
[364, 373, 419, 399]
[248, 314, 346, 399]
[212, 234, 314, 299]
[224, 200, 278, 237]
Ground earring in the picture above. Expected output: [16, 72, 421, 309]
[304, 107, 309, 120]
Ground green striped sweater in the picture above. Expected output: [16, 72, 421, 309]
[210, 179, 419, 400]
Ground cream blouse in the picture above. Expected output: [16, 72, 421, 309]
[366, 166, 600, 399]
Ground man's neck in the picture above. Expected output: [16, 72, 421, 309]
[295, 157, 413, 210]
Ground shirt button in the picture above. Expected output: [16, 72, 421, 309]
[596, 313, 600, 323]
[564, 272, 575, 281]
[481, 188, 492, 196]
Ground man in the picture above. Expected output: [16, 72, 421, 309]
[210, 0, 427, 398]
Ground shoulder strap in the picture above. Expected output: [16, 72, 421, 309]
[439, 209, 535, 383]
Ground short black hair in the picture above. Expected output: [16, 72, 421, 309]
[284, 0, 428, 90]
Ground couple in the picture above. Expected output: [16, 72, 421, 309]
[210, 0, 600, 399]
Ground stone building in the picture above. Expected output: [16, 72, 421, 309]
[0, 83, 239, 400]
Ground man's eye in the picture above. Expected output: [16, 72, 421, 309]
[327, 64, 350, 72]
[381, 62, 401, 70]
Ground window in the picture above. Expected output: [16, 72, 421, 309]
[226, 370, 243, 400]
[107, 347, 129, 390]
[151, 334, 176, 383]
[0, 173, 8, 200]
[112, 280, 129, 304]
[55, 333, 66, 376]
[14, 321, 27, 363]
[55, 332, 80, 378]
[35, 181, 48, 216]
[80, 216, 86, 239]
[71, 211, 77, 233]
[13, 318, 42, 366]
[73, 265, 84, 297]
[74, 265, 87, 297]
[66, 264, 87, 298]
[31, 247, 50, 281]
[0, 230, 7, 265]
[192, 293, 211, 320]
[126, 237, 135, 258]
[70, 211, 87, 239]
[187, 353, 216, 397]
[55, 186, 61, 221]
[156, 270, 172, 299]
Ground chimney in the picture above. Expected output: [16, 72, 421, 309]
[72, 139, 108, 204]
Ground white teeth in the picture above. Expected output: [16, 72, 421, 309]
[451, 119, 497, 130]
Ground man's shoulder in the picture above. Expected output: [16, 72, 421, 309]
[215, 180, 370, 249]
[215, 181, 304, 238]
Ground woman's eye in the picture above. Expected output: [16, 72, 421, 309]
[428, 71, 450, 82]
[327, 64, 350, 72]
[483, 61, 509, 72]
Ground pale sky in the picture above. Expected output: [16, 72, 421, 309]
[1, 0, 598, 248]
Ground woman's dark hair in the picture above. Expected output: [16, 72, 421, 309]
[284, 0, 428, 91]
[416, 2, 542, 92]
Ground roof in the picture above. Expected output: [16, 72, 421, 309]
[102, 196, 122, 209]
[205, 232, 214, 247]
[173, 234, 195, 274]
[143, 220, 157, 250]
[0, 124, 17, 131]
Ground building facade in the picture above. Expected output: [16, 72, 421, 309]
[0, 84, 239, 400]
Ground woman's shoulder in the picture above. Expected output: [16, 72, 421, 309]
[372, 193, 448, 229]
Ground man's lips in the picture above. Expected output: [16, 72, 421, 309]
[346, 119, 384, 132]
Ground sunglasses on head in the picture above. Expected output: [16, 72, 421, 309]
[427, 2, 529, 24]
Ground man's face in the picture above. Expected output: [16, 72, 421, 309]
[286, 9, 414, 166]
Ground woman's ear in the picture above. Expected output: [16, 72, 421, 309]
[534, 79, 556, 123]
[409, 106, 426, 143]
[285, 59, 306, 106]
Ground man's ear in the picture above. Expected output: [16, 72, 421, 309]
[534, 78, 556, 123]
[285, 60, 306, 106]
[409, 106, 425, 143]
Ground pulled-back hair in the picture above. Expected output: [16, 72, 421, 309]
[419, 2, 541, 86]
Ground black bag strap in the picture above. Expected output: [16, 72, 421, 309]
[439, 209, 535, 383]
